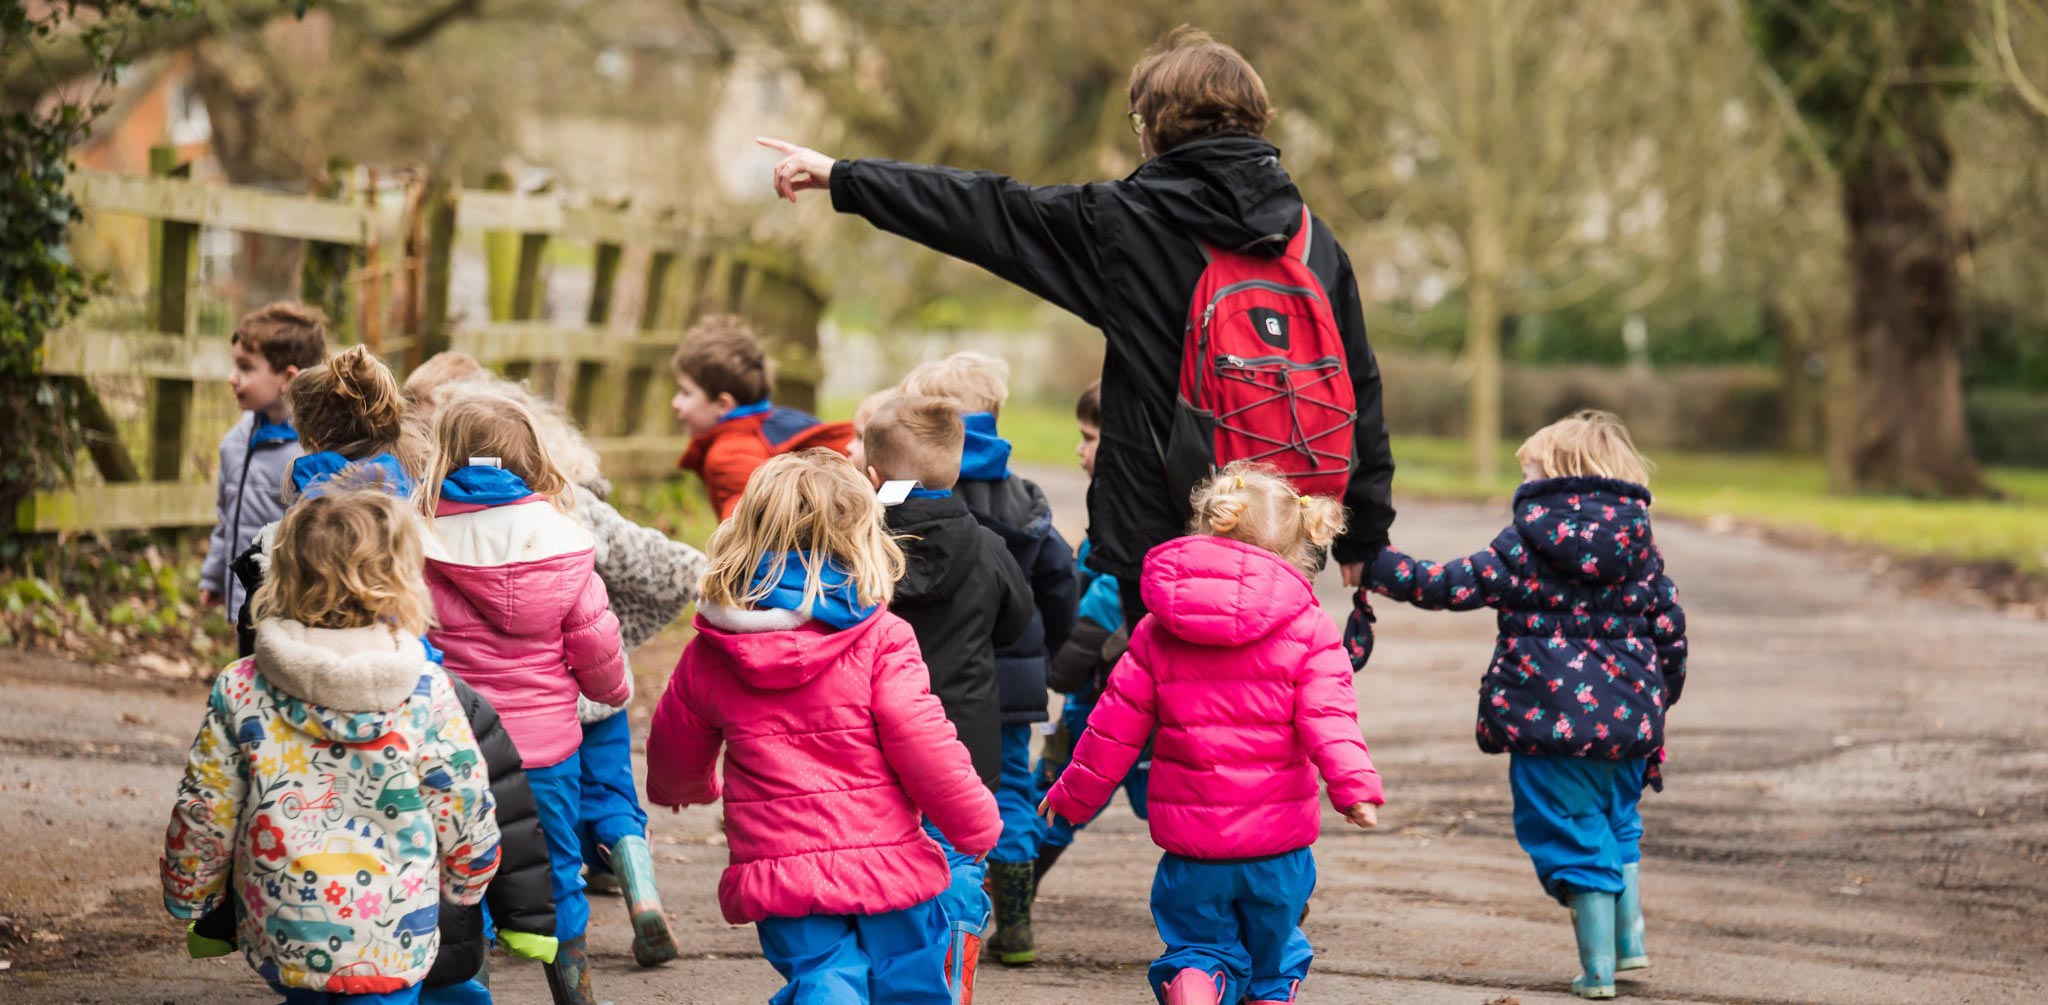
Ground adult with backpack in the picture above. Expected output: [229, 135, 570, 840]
[759, 24, 1396, 627]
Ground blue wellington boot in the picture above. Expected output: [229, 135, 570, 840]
[1616, 862, 1649, 972]
[1567, 891, 1618, 999]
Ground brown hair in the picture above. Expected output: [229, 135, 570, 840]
[1128, 25, 1273, 154]
[291, 345, 414, 465]
[863, 396, 965, 490]
[421, 388, 575, 514]
[1187, 461, 1345, 575]
[1516, 410, 1653, 487]
[232, 302, 330, 374]
[672, 314, 770, 404]
[898, 351, 1010, 417]
[700, 450, 904, 612]
[1076, 379, 1102, 427]
[252, 483, 429, 635]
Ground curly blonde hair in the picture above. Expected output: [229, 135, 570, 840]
[700, 450, 904, 613]
[898, 351, 1011, 417]
[420, 388, 575, 514]
[1186, 462, 1345, 574]
[1516, 409, 1653, 486]
[253, 484, 429, 635]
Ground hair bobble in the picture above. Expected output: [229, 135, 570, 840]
[1297, 494, 1310, 507]
[1234, 474, 1245, 489]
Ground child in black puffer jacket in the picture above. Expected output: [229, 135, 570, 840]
[1368, 410, 1689, 1001]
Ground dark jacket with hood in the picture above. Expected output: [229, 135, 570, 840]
[830, 136, 1396, 581]
[883, 493, 1035, 787]
[192, 672, 555, 988]
[955, 472, 1078, 726]
[1367, 477, 1689, 767]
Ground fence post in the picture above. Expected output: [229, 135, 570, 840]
[146, 145, 197, 482]
[415, 177, 457, 368]
[300, 156, 358, 344]
[572, 212, 624, 431]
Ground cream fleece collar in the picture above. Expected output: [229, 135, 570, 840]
[252, 619, 427, 712]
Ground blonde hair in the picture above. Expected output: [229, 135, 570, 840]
[421, 388, 575, 514]
[864, 396, 964, 490]
[1187, 462, 1345, 575]
[851, 388, 897, 435]
[403, 351, 487, 408]
[1516, 409, 1652, 486]
[437, 378, 607, 496]
[700, 450, 904, 613]
[253, 483, 429, 635]
[898, 351, 1011, 417]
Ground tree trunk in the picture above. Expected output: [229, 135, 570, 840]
[1833, 126, 1983, 496]
[1466, 277, 1503, 480]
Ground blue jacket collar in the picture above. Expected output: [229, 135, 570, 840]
[291, 452, 415, 498]
[250, 415, 298, 447]
[720, 398, 773, 424]
[440, 465, 536, 506]
[749, 551, 875, 630]
[906, 486, 953, 500]
[958, 412, 1012, 482]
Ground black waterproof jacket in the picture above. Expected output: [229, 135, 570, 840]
[955, 475, 1078, 725]
[190, 673, 555, 988]
[830, 135, 1396, 580]
[884, 494, 1034, 788]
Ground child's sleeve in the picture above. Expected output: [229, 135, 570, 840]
[1296, 636, 1385, 810]
[1367, 529, 1521, 612]
[644, 655, 723, 808]
[1032, 526, 1080, 658]
[871, 619, 1001, 855]
[1649, 560, 1689, 706]
[989, 533, 1035, 650]
[161, 678, 245, 919]
[830, 159, 1109, 326]
[446, 674, 556, 941]
[561, 571, 630, 707]
[1048, 616, 1113, 695]
[1044, 625, 1160, 826]
[200, 434, 234, 593]
[419, 674, 500, 906]
[583, 490, 706, 650]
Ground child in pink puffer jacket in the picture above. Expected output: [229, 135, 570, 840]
[646, 450, 1000, 1005]
[420, 388, 627, 1004]
[1042, 462, 1385, 1005]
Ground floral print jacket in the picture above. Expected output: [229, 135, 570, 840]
[162, 620, 501, 995]
[1369, 476, 1689, 767]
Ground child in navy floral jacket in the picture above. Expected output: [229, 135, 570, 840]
[1368, 410, 1687, 1001]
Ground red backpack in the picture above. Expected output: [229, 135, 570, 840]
[1165, 207, 1357, 504]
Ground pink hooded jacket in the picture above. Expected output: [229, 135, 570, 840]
[1044, 535, 1384, 860]
[425, 495, 628, 768]
[645, 603, 1000, 925]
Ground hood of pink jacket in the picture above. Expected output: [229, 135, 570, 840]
[684, 608, 872, 691]
[1139, 535, 1317, 646]
[428, 499, 598, 635]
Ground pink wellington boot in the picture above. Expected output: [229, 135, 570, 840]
[1163, 968, 1225, 1005]
[1245, 978, 1300, 1004]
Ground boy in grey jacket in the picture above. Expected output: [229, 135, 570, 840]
[200, 304, 328, 617]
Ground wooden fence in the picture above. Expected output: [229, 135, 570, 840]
[21, 156, 826, 533]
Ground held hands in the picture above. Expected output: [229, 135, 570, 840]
[756, 137, 834, 202]
[1340, 562, 1365, 588]
[1036, 797, 1057, 824]
[1342, 802, 1379, 830]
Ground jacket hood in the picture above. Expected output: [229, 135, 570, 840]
[958, 412, 1013, 481]
[689, 604, 880, 691]
[886, 495, 989, 604]
[251, 619, 430, 741]
[1512, 476, 1657, 585]
[955, 476, 1054, 549]
[1129, 136, 1303, 256]
[1139, 535, 1315, 646]
[427, 501, 599, 634]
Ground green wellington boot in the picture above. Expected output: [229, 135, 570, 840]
[609, 835, 679, 967]
[543, 935, 600, 1005]
[986, 860, 1037, 965]
[1567, 891, 1618, 999]
[1616, 862, 1649, 972]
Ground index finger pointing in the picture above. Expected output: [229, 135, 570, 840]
[755, 136, 799, 155]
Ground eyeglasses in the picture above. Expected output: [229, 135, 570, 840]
[1129, 111, 1144, 136]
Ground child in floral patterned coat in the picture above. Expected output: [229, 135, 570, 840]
[1367, 410, 1689, 1000]
[162, 486, 501, 1003]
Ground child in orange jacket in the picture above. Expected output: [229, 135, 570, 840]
[671, 315, 852, 520]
